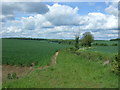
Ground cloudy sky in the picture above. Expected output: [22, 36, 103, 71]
[0, 2, 118, 40]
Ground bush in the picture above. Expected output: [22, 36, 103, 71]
[75, 36, 79, 49]
[69, 47, 78, 52]
[111, 55, 120, 75]
[100, 43, 108, 46]
[111, 43, 118, 46]
[71, 50, 110, 61]
[93, 43, 108, 46]
[12, 73, 17, 79]
[7, 73, 18, 79]
[8, 73, 12, 79]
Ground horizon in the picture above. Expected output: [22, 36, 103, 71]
[1, 37, 119, 41]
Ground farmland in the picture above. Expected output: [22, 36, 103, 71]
[1, 1, 120, 88]
[2, 39, 72, 66]
[87, 46, 118, 54]
[2, 38, 119, 88]
[3, 50, 118, 88]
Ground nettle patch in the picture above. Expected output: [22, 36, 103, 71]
[7, 73, 18, 79]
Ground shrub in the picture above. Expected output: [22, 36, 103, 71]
[12, 73, 17, 79]
[69, 48, 114, 62]
[7, 73, 18, 79]
[75, 36, 79, 49]
[7, 73, 12, 79]
[111, 43, 118, 46]
[111, 55, 120, 75]
[69, 47, 78, 52]
[93, 43, 109, 46]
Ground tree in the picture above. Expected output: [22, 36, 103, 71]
[81, 32, 94, 47]
[73, 28, 80, 49]
[75, 36, 79, 49]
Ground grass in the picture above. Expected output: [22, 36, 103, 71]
[3, 50, 118, 88]
[2, 39, 72, 66]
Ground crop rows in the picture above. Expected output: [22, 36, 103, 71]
[2, 39, 72, 66]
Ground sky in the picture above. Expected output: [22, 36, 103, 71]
[0, 2, 119, 40]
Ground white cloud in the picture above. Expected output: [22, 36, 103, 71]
[0, 14, 15, 22]
[1, 3, 118, 40]
[1, 2, 49, 21]
[1, 26, 22, 36]
[45, 3, 80, 26]
[104, 15, 117, 29]
[6, 26, 22, 33]
[80, 12, 118, 30]
[21, 14, 53, 30]
[21, 16, 35, 30]
[105, 4, 118, 16]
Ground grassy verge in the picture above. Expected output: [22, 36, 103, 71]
[3, 50, 118, 88]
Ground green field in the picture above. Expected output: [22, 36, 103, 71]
[87, 46, 118, 54]
[3, 50, 118, 88]
[2, 39, 72, 66]
[85, 40, 118, 54]
[2, 39, 118, 88]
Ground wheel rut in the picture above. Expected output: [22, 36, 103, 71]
[38, 51, 59, 70]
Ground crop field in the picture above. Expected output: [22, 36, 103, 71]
[87, 46, 118, 54]
[88, 40, 118, 54]
[2, 39, 119, 88]
[3, 50, 118, 88]
[2, 39, 72, 66]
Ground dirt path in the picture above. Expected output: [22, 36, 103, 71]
[38, 51, 59, 70]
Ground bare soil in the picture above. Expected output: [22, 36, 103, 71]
[2, 65, 33, 82]
[2, 51, 59, 82]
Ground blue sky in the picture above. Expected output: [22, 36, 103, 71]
[1, 2, 118, 40]
[15, 2, 108, 19]
[46, 2, 108, 15]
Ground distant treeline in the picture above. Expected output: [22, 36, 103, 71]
[2, 37, 118, 46]
[92, 43, 118, 46]
[48, 39, 75, 45]
[2, 37, 47, 41]
[2, 38, 76, 45]
[110, 38, 120, 41]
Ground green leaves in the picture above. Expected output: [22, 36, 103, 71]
[7, 73, 18, 79]
[111, 55, 120, 75]
[81, 32, 94, 47]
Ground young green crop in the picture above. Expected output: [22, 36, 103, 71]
[2, 39, 72, 66]
[87, 46, 118, 54]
